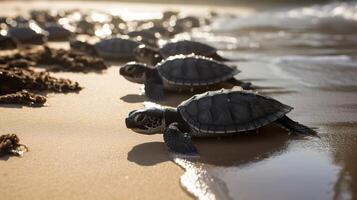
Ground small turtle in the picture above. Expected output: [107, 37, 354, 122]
[42, 23, 72, 41]
[162, 10, 179, 21]
[75, 19, 96, 35]
[6, 26, 48, 45]
[171, 16, 201, 35]
[175, 16, 201, 29]
[70, 37, 141, 60]
[119, 54, 250, 100]
[125, 89, 318, 156]
[30, 9, 57, 25]
[0, 35, 18, 50]
[127, 30, 160, 48]
[137, 23, 173, 38]
[135, 40, 229, 65]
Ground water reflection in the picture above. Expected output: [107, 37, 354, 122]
[322, 123, 357, 200]
[193, 124, 290, 166]
[128, 124, 294, 200]
[128, 124, 290, 167]
[172, 125, 306, 200]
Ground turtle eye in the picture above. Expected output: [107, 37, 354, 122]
[126, 66, 134, 73]
[135, 114, 146, 122]
[128, 110, 136, 116]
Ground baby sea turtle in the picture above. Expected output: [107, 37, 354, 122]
[70, 37, 141, 60]
[127, 30, 160, 48]
[125, 88, 318, 156]
[6, 26, 48, 45]
[119, 54, 250, 100]
[42, 23, 72, 41]
[135, 40, 229, 65]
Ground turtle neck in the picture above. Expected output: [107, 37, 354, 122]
[164, 108, 189, 131]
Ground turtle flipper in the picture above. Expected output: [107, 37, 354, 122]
[163, 123, 198, 156]
[276, 116, 319, 137]
[144, 79, 164, 100]
[211, 53, 230, 61]
[227, 78, 252, 90]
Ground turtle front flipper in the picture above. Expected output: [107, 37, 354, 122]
[276, 116, 319, 137]
[144, 79, 164, 100]
[163, 123, 198, 156]
[227, 78, 253, 90]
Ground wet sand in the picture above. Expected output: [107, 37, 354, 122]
[1, 1, 357, 200]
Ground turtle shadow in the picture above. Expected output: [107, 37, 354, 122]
[0, 104, 24, 109]
[0, 104, 48, 109]
[128, 124, 297, 167]
[120, 94, 146, 103]
[120, 92, 192, 107]
[127, 141, 169, 166]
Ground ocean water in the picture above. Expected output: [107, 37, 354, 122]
[172, 2, 357, 200]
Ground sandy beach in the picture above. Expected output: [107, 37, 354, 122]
[1, 1, 357, 200]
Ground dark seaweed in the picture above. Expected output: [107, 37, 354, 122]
[0, 134, 28, 157]
[0, 90, 46, 107]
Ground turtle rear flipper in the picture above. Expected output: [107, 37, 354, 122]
[276, 116, 319, 137]
[144, 79, 164, 100]
[227, 78, 252, 90]
[211, 52, 230, 61]
[163, 123, 198, 156]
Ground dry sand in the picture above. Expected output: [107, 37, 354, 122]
[0, 65, 193, 199]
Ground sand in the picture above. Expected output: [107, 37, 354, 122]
[0, 64, 193, 199]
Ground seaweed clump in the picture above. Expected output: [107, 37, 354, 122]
[0, 66, 82, 94]
[0, 46, 108, 72]
[0, 134, 28, 157]
[37, 46, 108, 72]
[0, 90, 47, 106]
[0, 66, 82, 106]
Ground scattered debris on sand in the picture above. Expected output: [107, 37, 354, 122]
[0, 46, 108, 72]
[0, 66, 81, 106]
[0, 90, 46, 107]
[0, 134, 28, 157]
[0, 66, 82, 93]
[37, 46, 108, 72]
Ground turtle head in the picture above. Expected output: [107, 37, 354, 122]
[119, 62, 148, 84]
[126, 107, 165, 134]
[134, 44, 161, 65]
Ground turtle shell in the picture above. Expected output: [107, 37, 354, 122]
[94, 38, 140, 59]
[178, 89, 293, 134]
[157, 54, 239, 86]
[159, 40, 217, 58]
[7, 27, 47, 44]
[43, 24, 71, 41]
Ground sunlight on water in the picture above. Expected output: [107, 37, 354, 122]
[173, 142, 340, 200]
[95, 24, 112, 38]
[173, 156, 233, 200]
[110, 9, 161, 21]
